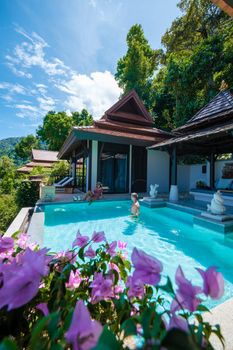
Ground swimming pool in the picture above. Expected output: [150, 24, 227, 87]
[42, 200, 233, 307]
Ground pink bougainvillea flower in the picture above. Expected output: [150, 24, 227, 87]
[66, 270, 82, 290]
[126, 276, 145, 299]
[171, 266, 202, 313]
[72, 231, 89, 248]
[66, 300, 102, 350]
[17, 233, 28, 249]
[0, 248, 49, 310]
[168, 314, 188, 332]
[131, 248, 163, 286]
[118, 241, 127, 249]
[92, 231, 106, 243]
[36, 302, 49, 316]
[0, 264, 41, 310]
[108, 262, 120, 274]
[114, 285, 124, 295]
[0, 237, 14, 253]
[106, 241, 117, 256]
[90, 272, 114, 303]
[19, 247, 51, 276]
[196, 266, 224, 300]
[84, 246, 96, 258]
[55, 250, 76, 264]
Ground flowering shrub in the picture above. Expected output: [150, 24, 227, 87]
[0, 231, 225, 349]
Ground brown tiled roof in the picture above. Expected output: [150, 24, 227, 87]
[32, 149, 58, 162]
[58, 90, 172, 159]
[27, 161, 55, 168]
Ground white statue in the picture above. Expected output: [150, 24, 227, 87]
[207, 191, 226, 215]
[149, 184, 159, 198]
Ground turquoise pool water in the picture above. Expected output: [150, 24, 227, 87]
[43, 200, 233, 307]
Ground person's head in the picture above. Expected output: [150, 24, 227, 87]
[96, 182, 102, 189]
[131, 192, 138, 203]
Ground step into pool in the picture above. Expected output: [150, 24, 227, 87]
[41, 200, 233, 308]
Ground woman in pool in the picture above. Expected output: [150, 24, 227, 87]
[84, 182, 103, 204]
[131, 192, 140, 217]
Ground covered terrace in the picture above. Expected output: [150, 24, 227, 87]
[149, 89, 233, 202]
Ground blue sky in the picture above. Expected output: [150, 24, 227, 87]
[0, 0, 181, 140]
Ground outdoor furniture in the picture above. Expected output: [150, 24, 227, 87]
[53, 176, 69, 186]
[54, 177, 73, 187]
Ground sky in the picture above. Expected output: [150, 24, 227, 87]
[0, 0, 181, 140]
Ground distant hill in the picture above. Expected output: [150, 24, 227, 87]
[0, 137, 23, 166]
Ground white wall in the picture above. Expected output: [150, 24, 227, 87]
[91, 141, 98, 191]
[147, 151, 233, 193]
[188, 164, 208, 189]
[147, 150, 170, 193]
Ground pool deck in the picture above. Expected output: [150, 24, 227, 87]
[203, 297, 233, 350]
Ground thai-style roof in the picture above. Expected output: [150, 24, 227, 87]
[58, 90, 171, 159]
[32, 149, 58, 162]
[211, 0, 233, 16]
[174, 89, 233, 133]
[17, 149, 59, 173]
[149, 89, 233, 155]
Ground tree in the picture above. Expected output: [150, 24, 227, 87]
[37, 111, 74, 151]
[72, 109, 93, 126]
[153, 0, 233, 128]
[0, 156, 15, 179]
[15, 135, 39, 161]
[37, 110, 93, 151]
[115, 24, 160, 111]
[0, 156, 16, 195]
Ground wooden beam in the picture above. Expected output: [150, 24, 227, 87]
[211, 0, 233, 16]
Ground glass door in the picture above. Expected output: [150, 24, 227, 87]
[98, 143, 129, 193]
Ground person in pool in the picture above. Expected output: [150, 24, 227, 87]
[84, 182, 103, 204]
[131, 192, 140, 217]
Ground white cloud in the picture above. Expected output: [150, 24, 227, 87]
[0, 82, 27, 94]
[15, 104, 38, 112]
[6, 26, 71, 78]
[37, 96, 55, 111]
[57, 71, 122, 118]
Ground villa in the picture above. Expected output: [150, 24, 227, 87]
[57, 88, 233, 205]
[17, 149, 59, 174]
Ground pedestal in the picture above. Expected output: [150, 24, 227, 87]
[201, 212, 233, 222]
[169, 185, 178, 202]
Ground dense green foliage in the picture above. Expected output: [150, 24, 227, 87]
[0, 156, 19, 233]
[16, 180, 40, 207]
[15, 135, 40, 161]
[0, 194, 18, 234]
[0, 137, 23, 165]
[115, 0, 233, 129]
[49, 160, 69, 182]
[37, 109, 93, 150]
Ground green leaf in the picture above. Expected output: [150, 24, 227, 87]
[196, 304, 210, 313]
[92, 326, 121, 350]
[159, 277, 174, 294]
[121, 318, 137, 337]
[0, 339, 19, 350]
[30, 315, 51, 347]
